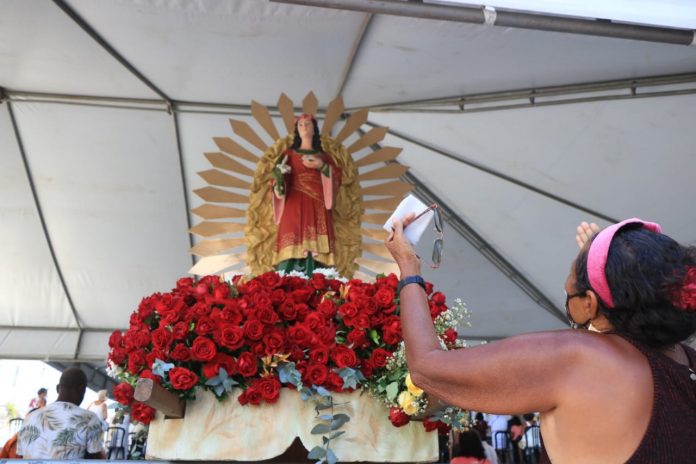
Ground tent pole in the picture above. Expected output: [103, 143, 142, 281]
[334, 13, 374, 99]
[367, 120, 618, 224]
[274, 0, 696, 46]
[5, 100, 85, 349]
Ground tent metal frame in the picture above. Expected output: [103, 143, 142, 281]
[367, 120, 619, 224]
[274, 0, 696, 46]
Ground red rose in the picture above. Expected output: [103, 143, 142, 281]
[338, 302, 359, 319]
[203, 352, 237, 379]
[257, 306, 280, 325]
[176, 277, 194, 291]
[108, 331, 123, 349]
[191, 336, 217, 362]
[305, 363, 329, 386]
[109, 347, 127, 365]
[389, 407, 410, 427]
[113, 382, 134, 406]
[431, 292, 446, 305]
[374, 287, 396, 308]
[429, 302, 446, 319]
[270, 289, 286, 306]
[160, 309, 180, 326]
[131, 402, 156, 425]
[288, 324, 314, 348]
[361, 359, 374, 379]
[256, 376, 281, 403]
[292, 288, 313, 303]
[377, 274, 399, 289]
[171, 321, 190, 340]
[127, 351, 146, 375]
[194, 316, 216, 336]
[331, 345, 358, 368]
[216, 324, 245, 351]
[347, 328, 369, 349]
[243, 320, 264, 341]
[170, 343, 191, 362]
[245, 385, 262, 405]
[309, 347, 330, 365]
[306, 272, 324, 289]
[356, 295, 377, 315]
[317, 299, 338, 319]
[133, 330, 151, 349]
[263, 329, 286, 355]
[259, 271, 281, 288]
[169, 367, 199, 390]
[195, 282, 209, 296]
[443, 328, 457, 344]
[278, 300, 298, 321]
[316, 323, 336, 346]
[221, 304, 243, 325]
[213, 283, 230, 300]
[425, 281, 434, 295]
[327, 371, 344, 391]
[237, 352, 259, 377]
[294, 303, 310, 320]
[370, 348, 391, 368]
[423, 417, 440, 432]
[303, 312, 325, 330]
[151, 327, 173, 350]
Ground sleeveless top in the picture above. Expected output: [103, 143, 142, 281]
[541, 340, 696, 463]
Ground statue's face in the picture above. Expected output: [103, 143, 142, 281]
[297, 118, 314, 139]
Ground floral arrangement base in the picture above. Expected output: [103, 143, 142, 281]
[146, 388, 437, 462]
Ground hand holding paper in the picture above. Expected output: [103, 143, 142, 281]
[383, 194, 435, 245]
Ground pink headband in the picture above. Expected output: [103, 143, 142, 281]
[587, 218, 662, 308]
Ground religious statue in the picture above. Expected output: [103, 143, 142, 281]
[188, 92, 411, 280]
[270, 114, 341, 273]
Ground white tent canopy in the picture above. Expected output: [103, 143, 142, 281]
[1, 0, 695, 361]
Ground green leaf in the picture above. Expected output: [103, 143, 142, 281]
[327, 447, 338, 464]
[329, 430, 345, 440]
[311, 424, 332, 435]
[330, 414, 350, 430]
[369, 329, 381, 345]
[308, 446, 326, 459]
[386, 382, 399, 402]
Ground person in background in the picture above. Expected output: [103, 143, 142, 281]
[16, 367, 105, 459]
[451, 430, 492, 464]
[508, 416, 524, 464]
[28, 388, 47, 411]
[473, 412, 489, 444]
[87, 389, 109, 430]
[487, 414, 510, 456]
[387, 217, 696, 463]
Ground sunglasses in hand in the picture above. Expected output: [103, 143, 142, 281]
[403, 203, 444, 269]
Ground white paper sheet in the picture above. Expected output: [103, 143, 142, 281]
[383, 194, 434, 245]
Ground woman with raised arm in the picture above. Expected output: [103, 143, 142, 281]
[386, 217, 696, 463]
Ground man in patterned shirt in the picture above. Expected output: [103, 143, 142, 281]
[17, 367, 105, 459]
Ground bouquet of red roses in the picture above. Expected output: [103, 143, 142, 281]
[106, 269, 466, 431]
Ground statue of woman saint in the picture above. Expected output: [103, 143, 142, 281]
[271, 114, 341, 273]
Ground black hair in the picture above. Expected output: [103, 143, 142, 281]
[59, 367, 87, 388]
[455, 430, 486, 460]
[475, 412, 484, 421]
[38, 387, 47, 395]
[290, 118, 322, 151]
[574, 225, 696, 348]
[523, 413, 535, 422]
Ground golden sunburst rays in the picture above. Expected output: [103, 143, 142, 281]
[188, 91, 413, 280]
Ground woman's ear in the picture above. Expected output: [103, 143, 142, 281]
[584, 289, 600, 320]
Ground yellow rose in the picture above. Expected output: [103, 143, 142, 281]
[405, 373, 424, 397]
[397, 391, 419, 415]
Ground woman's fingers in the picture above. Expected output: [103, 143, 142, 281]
[575, 221, 601, 249]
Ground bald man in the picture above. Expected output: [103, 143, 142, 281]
[17, 367, 106, 459]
